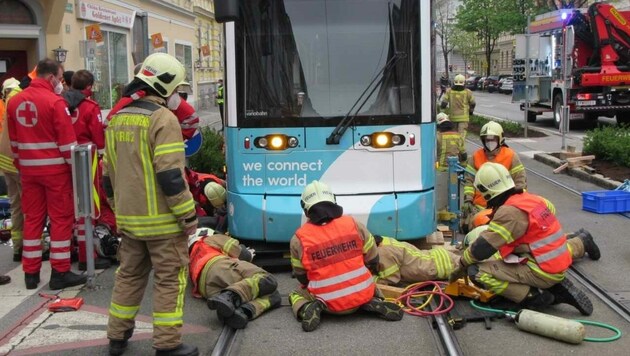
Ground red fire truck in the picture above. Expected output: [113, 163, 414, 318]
[513, 2, 630, 128]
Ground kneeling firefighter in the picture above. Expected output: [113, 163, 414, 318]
[451, 162, 595, 315]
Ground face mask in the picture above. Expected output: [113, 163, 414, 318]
[53, 79, 63, 95]
[167, 93, 182, 110]
[485, 141, 498, 152]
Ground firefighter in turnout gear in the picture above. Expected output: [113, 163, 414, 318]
[374, 235, 461, 285]
[104, 53, 199, 356]
[289, 181, 404, 332]
[450, 162, 594, 315]
[440, 74, 475, 139]
[7, 59, 86, 290]
[436, 112, 466, 171]
[189, 229, 280, 329]
[463, 121, 526, 224]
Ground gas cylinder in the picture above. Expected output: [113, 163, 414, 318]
[515, 309, 585, 344]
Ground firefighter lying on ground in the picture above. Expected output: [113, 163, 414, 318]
[374, 235, 461, 286]
[463, 121, 526, 231]
[450, 162, 596, 315]
[185, 167, 227, 233]
[190, 229, 280, 329]
[289, 180, 404, 332]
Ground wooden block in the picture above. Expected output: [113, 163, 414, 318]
[566, 155, 595, 163]
[553, 162, 569, 174]
[557, 151, 582, 160]
[376, 284, 406, 299]
[568, 160, 592, 168]
[437, 225, 450, 232]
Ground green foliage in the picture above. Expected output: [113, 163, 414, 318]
[187, 127, 226, 178]
[583, 125, 630, 168]
[469, 115, 524, 136]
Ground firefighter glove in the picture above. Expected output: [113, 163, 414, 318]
[462, 201, 475, 216]
[448, 261, 467, 283]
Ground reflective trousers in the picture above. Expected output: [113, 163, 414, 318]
[107, 234, 189, 350]
[21, 173, 74, 274]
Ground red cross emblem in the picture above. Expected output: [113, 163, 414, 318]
[16, 101, 38, 127]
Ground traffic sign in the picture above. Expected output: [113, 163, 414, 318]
[185, 132, 202, 157]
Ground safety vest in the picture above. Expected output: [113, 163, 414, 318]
[216, 86, 224, 105]
[437, 131, 461, 171]
[296, 216, 375, 312]
[189, 237, 225, 297]
[471, 147, 514, 207]
[499, 192, 571, 274]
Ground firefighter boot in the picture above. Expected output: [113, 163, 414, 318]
[154, 343, 199, 356]
[360, 297, 404, 321]
[24, 272, 40, 290]
[576, 229, 601, 261]
[549, 278, 593, 316]
[78, 257, 112, 271]
[299, 300, 324, 332]
[48, 270, 87, 290]
[207, 290, 242, 318]
[224, 290, 282, 329]
[109, 328, 134, 356]
[520, 288, 555, 310]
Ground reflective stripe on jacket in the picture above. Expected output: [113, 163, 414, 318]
[296, 215, 375, 312]
[499, 192, 572, 274]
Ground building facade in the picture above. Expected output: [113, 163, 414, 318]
[0, 0, 223, 112]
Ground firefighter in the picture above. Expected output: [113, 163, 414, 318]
[215, 79, 224, 129]
[1, 78, 20, 131]
[440, 74, 475, 139]
[6, 58, 85, 290]
[289, 181, 404, 332]
[450, 162, 594, 315]
[374, 235, 461, 285]
[104, 53, 198, 356]
[436, 112, 466, 171]
[62, 69, 112, 271]
[463, 121, 526, 224]
[189, 229, 280, 329]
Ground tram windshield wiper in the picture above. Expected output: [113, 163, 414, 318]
[326, 3, 405, 145]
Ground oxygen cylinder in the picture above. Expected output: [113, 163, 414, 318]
[515, 309, 585, 344]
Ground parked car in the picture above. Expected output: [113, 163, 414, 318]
[498, 77, 513, 94]
[476, 77, 486, 90]
[485, 75, 501, 92]
[465, 76, 482, 91]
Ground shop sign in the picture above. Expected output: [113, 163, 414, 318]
[76, 0, 135, 29]
[151, 33, 164, 49]
[86, 24, 104, 44]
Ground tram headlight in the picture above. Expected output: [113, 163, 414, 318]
[254, 134, 299, 150]
[364, 132, 405, 148]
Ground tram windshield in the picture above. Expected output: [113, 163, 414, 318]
[236, 0, 421, 125]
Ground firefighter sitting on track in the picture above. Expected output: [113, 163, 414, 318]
[450, 162, 595, 316]
[288, 180, 404, 332]
[190, 229, 280, 329]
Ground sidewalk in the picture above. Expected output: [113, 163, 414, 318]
[196, 107, 222, 130]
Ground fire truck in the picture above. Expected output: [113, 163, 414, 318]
[513, 2, 630, 128]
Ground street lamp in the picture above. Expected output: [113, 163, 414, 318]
[52, 46, 68, 63]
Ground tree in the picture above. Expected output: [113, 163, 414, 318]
[435, 0, 457, 79]
[456, 0, 523, 77]
[451, 28, 481, 76]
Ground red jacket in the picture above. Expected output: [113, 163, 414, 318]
[107, 90, 199, 140]
[296, 216, 375, 312]
[65, 89, 105, 155]
[6, 78, 77, 176]
[500, 192, 572, 274]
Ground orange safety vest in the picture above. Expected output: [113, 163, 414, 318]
[296, 216, 375, 312]
[472, 147, 514, 207]
[189, 237, 225, 297]
[499, 192, 572, 274]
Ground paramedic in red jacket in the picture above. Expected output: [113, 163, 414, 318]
[7, 58, 86, 290]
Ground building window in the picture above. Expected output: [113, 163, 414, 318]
[0, 0, 35, 24]
[90, 30, 129, 110]
[175, 43, 193, 83]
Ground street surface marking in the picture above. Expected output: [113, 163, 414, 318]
[0, 263, 52, 318]
[509, 138, 537, 143]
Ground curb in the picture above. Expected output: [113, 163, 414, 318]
[533, 152, 623, 190]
